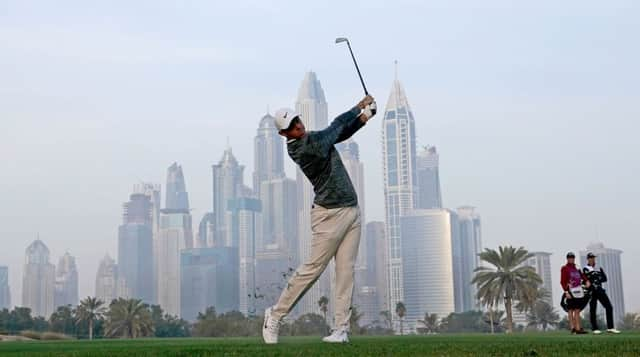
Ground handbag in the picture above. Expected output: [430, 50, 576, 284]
[569, 285, 584, 298]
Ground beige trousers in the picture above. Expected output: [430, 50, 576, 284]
[272, 204, 361, 330]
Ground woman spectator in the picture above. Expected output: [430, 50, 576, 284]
[560, 252, 590, 334]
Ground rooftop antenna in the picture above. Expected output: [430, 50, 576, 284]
[394, 60, 398, 81]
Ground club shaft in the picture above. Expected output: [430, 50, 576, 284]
[346, 41, 368, 95]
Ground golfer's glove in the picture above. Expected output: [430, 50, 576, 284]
[363, 101, 377, 118]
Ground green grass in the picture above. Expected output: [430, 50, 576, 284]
[0, 332, 639, 356]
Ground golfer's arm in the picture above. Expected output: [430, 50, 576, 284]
[316, 106, 362, 147]
[335, 106, 365, 143]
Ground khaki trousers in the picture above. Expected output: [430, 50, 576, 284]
[272, 204, 361, 330]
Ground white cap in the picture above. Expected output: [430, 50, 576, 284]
[274, 108, 301, 131]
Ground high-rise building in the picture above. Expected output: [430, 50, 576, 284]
[197, 212, 215, 248]
[400, 209, 455, 332]
[253, 113, 285, 195]
[54, 252, 79, 307]
[416, 146, 442, 209]
[118, 192, 154, 303]
[255, 247, 294, 314]
[157, 163, 193, 317]
[95, 254, 127, 305]
[22, 239, 55, 318]
[524, 252, 553, 304]
[212, 147, 245, 245]
[259, 178, 297, 254]
[337, 140, 366, 270]
[226, 198, 261, 317]
[382, 69, 419, 323]
[355, 222, 388, 327]
[180, 247, 239, 321]
[452, 206, 482, 312]
[294, 71, 330, 316]
[580, 243, 625, 324]
[166, 162, 190, 211]
[0, 265, 10, 309]
[133, 182, 161, 304]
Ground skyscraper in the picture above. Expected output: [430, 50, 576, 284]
[180, 246, 239, 321]
[95, 254, 127, 304]
[118, 191, 154, 303]
[580, 243, 625, 324]
[226, 197, 261, 317]
[400, 209, 455, 332]
[356, 221, 388, 327]
[197, 212, 215, 248]
[452, 206, 482, 312]
[212, 147, 245, 245]
[166, 162, 190, 211]
[22, 239, 55, 318]
[259, 178, 297, 253]
[337, 140, 366, 268]
[157, 163, 193, 317]
[416, 146, 443, 209]
[253, 112, 285, 195]
[382, 68, 418, 321]
[134, 182, 161, 304]
[54, 252, 79, 307]
[0, 265, 10, 309]
[524, 252, 553, 304]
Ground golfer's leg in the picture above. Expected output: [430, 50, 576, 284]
[271, 206, 341, 320]
[333, 206, 361, 330]
[589, 295, 599, 330]
[601, 293, 614, 329]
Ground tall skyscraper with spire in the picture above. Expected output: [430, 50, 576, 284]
[22, 238, 55, 317]
[157, 162, 193, 317]
[0, 265, 10, 309]
[382, 64, 418, 322]
[416, 146, 443, 209]
[54, 252, 79, 307]
[253, 113, 285, 195]
[95, 254, 127, 304]
[212, 147, 245, 246]
[294, 71, 330, 315]
[118, 190, 154, 303]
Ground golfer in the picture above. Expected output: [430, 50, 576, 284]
[560, 252, 590, 334]
[262, 95, 376, 344]
[583, 252, 621, 334]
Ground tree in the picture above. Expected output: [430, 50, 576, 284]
[395, 302, 406, 335]
[105, 298, 154, 338]
[192, 307, 220, 337]
[150, 305, 190, 338]
[483, 309, 505, 333]
[50, 305, 76, 336]
[350, 306, 364, 335]
[318, 296, 329, 333]
[8, 307, 34, 334]
[526, 300, 560, 331]
[439, 311, 490, 333]
[418, 312, 438, 334]
[379, 310, 392, 330]
[472, 246, 542, 333]
[76, 297, 106, 340]
[621, 313, 639, 330]
[291, 313, 329, 336]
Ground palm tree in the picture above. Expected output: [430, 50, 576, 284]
[317, 296, 329, 326]
[379, 310, 392, 330]
[105, 298, 154, 338]
[76, 297, 106, 340]
[526, 300, 560, 331]
[395, 302, 406, 335]
[621, 313, 639, 330]
[418, 312, 438, 334]
[472, 246, 542, 333]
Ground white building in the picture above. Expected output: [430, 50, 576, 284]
[0, 265, 10, 309]
[525, 251, 553, 303]
[95, 254, 128, 304]
[259, 178, 297, 255]
[416, 146, 442, 209]
[400, 209, 455, 332]
[22, 239, 55, 318]
[382, 68, 419, 327]
[580, 243, 625, 325]
[452, 206, 482, 312]
[294, 71, 331, 316]
[253, 112, 286, 196]
[212, 148, 245, 246]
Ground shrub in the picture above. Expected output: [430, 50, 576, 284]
[41, 332, 74, 340]
[19, 330, 42, 340]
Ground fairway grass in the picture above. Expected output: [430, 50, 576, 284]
[0, 332, 639, 356]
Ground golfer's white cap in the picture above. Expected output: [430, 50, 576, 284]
[274, 108, 301, 131]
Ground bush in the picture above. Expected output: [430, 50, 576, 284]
[19, 330, 42, 340]
[41, 332, 74, 340]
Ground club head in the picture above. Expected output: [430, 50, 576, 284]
[335, 37, 348, 44]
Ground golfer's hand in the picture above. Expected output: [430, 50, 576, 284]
[358, 95, 374, 109]
[564, 291, 572, 299]
[360, 101, 377, 123]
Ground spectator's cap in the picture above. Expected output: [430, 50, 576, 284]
[587, 252, 597, 259]
[566, 252, 576, 258]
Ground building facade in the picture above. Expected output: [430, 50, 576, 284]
[212, 147, 245, 246]
[416, 145, 442, 209]
[22, 239, 55, 318]
[382, 73, 419, 323]
[400, 209, 455, 332]
[95, 254, 127, 305]
[54, 252, 79, 307]
[0, 265, 10, 309]
[452, 206, 482, 312]
[253, 112, 285, 196]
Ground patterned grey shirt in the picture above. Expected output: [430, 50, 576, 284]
[287, 106, 364, 208]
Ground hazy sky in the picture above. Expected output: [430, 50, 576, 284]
[2, 1, 639, 313]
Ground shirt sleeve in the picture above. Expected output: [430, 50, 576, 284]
[560, 266, 568, 290]
[314, 106, 363, 151]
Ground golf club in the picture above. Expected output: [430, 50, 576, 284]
[335, 37, 369, 95]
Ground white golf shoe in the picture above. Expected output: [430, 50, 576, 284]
[262, 307, 281, 344]
[592, 330, 602, 335]
[322, 328, 349, 343]
[607, 328, 621, 334]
